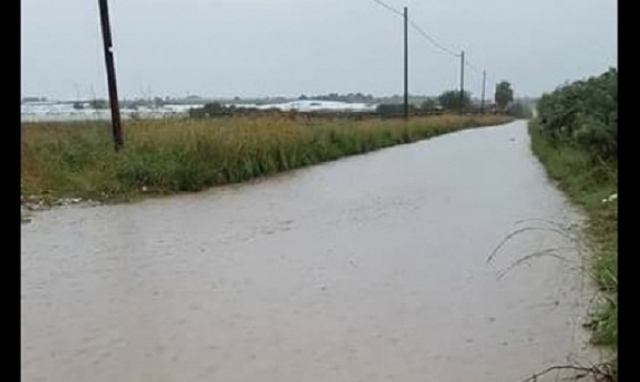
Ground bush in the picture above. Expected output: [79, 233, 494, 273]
[536, 68, 617, 160]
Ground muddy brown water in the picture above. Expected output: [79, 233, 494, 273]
[22, 120, 601, 382]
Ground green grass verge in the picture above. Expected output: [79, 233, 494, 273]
[22, 114, 512, 202]
[529, 120, 617, 373]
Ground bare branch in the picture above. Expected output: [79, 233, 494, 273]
[519, 363, 616, 382]
[487, 226, 569, 263]
[497, 248, 572, 280]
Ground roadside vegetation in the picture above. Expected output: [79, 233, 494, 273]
[22, 114, 511, 203]
[529, 68, 617, 378]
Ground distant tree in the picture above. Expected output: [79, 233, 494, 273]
[299, 94, 308, 100]
[22, 96, 47, 103]
[90, 99, 109, 109]
[188, 102, 229, 118]
[420, 98, 439, 112]
[495, 81, 514, 112]
[376, 104, 401, 116]
[153, 97, 165, 108]
[73, 102, 84, 110]
[437, 90, 471, 111]
[376, 103, 418, 117]
[507, 100, 532, 119]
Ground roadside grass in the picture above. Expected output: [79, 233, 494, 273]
[529, 120, 617, 374]
[21, 114, 511, 202]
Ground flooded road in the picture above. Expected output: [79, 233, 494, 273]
[22, 120, 598, 382]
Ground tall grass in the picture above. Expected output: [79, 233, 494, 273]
[22, 114, 512, 200]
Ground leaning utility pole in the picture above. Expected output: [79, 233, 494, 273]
[98, 0, 123, 151]
[459, 50, 465, 114]
[403, 6, 409, 121]
[481, 69, 487, 114]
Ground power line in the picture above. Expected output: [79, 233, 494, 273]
[464, 59, 482, 74]
[485, 71, 503, 87]
[407, 15, 504, 88]
[365, 0, 508, 101]
[408, 20, 460, 58]
[367, 0, 461, 59]
[369, 0, 404, 18]
[466, 62, 507, 93]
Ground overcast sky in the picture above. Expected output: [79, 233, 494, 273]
[21, 0, 617, 100]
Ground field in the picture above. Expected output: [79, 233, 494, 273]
[21, 114, 512, 202]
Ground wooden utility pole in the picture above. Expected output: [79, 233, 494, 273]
[481, 70, 486, 114]
[459, 50, 465, 114]
[98, 0, 123, 151]
[404, 6, 409, 120]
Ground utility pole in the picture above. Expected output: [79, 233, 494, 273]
[459, 50, 465, 114]
[481, 70, 486, 114]
[404, 6, 409, 121]
[98, 0, 123, 151]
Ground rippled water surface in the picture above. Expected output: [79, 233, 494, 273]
[22, 121, 598, 382]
